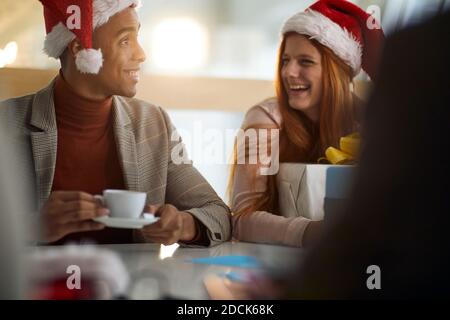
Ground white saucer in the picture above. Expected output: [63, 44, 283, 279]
[93, 214, 159, 229]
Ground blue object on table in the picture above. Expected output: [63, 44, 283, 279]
[324, 166, 355, 218]
[217, 271, 254, 283]
[188, 255, 261, 268]
[325, 166, 355, 199]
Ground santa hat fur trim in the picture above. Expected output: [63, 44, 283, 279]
[43, 22, 77, 58]
[93, 0, 142, 29]
[282, 9, 362, 76]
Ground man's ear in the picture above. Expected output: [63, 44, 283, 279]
[67, 38, 84, 58]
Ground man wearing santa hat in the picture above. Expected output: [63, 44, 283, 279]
[0, 0, 231, 246]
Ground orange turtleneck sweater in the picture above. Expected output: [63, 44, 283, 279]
[51, 73, 132, 244]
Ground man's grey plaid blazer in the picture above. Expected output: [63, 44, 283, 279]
[0, 79, 231, 246]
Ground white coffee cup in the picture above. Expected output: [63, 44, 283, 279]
[95, 190, 146, 219]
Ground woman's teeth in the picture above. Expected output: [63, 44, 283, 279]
[290, 84, 309, 90]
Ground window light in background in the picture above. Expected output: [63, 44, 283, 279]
[151, 18, 208, 72]
[0, 42, 18, 68]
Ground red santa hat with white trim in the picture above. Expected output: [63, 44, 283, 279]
[39, 0, 142, 74]
[281, 0, 385, 80]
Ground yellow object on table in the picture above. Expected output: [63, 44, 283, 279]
[319, 133, 360, 165]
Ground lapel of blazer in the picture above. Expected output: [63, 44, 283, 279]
[29, 80, 58, 208]
[112, 96, 139, 191]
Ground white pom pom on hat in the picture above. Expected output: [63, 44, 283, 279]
[75, 48, 104, 74]
[39, 0, 142, 75]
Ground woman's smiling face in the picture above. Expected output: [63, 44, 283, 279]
[281, 34, 323, 122]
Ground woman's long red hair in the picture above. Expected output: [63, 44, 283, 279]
[228, 33, 360, 216]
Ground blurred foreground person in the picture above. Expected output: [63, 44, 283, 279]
[1, 120, 129, 300]
[0, 128, 26, 299]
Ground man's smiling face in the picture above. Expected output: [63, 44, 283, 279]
[92, 7, 146, 98]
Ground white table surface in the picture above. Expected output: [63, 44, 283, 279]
[92, 241, 304, 300]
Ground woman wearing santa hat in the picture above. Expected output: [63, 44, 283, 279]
[229, 0, 385, 247]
